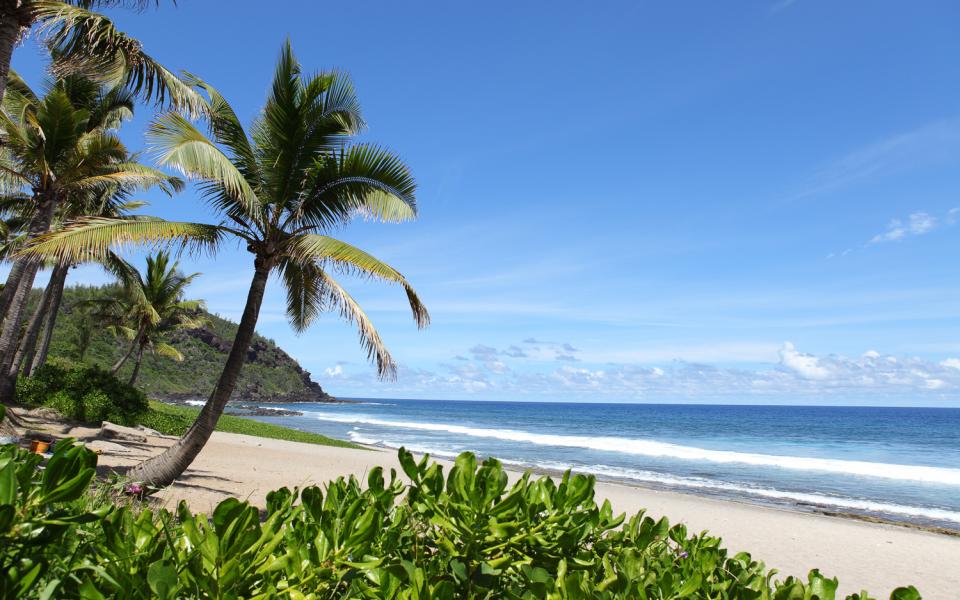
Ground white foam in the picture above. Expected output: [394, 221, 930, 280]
[303, 412, 960, 486]
[184, 400, 205, 407]
[343, 437, 960, 525]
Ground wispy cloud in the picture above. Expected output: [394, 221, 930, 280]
[769, 0, 800, 14]
[828, 206, 959, 258]
[870, 211, 938, 244]
[794, 118, 960, 200]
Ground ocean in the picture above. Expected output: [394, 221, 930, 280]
[251, 400, 960, 531]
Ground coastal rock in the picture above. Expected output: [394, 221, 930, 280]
[160, 326, 338, 404]
[135, 425, 164, 437]
[225, 405, 304, 417]
[99, 422, 147, 443]
[86, 440, 130, 454]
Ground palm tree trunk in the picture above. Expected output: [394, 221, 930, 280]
[128, 342, 145, 386]
[111, 335, 139, 374]
[127, 257, 272, 487]
[0, 1, 26, 107]
[27, 262, 68, 375]
[0, 259, 29, 323]
[8, 272, 53, 377]
[0, 192, 58, 403]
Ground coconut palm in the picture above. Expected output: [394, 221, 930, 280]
[22, 42, 429, 487]
[0, 1, 201, 113]
[7, 188, 149, 376]
[89, 250, 205, 385]
[0, 72, 182, 402]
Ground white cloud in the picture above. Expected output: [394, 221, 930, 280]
[870, 211, 938, 244]
[320, 341, 960, 402]
[778, 342, 831, 380]
[324, 365, 344, 377]
[864, 207, 960, 248]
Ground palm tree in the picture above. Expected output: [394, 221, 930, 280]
[0, 72, 182, 402]
[6, 188, 149, 377]
[9, 259, 67, 375]
[23, 42, 429, 487]
[92, 250, 204, 385]
[0, 1, 202, 113]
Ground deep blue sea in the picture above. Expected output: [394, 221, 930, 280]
[250, 400, 960, 530]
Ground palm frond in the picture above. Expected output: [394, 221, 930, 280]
[309, 70, 365, 134]
[280, 257, 397, 379]
[183, 73, 260, 185]
[147, 112, 260, 219]
[4, 70, 40, 123]
[296, 144, 417, 230]
[153, 342, 184, 361]
[68, 162, 184, 196]
[16, 216, 225, 264]
[33, 1, 206, 117]
[285, 234, 429, 329]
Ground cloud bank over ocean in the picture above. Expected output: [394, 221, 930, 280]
[321, 339, 960, 403]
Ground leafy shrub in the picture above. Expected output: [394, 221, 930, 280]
[15, 362, 148, 426]
[0, 441, 921, 599]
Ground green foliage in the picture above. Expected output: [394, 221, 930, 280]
[16, 362, 148, 426]
[40, 285, 329, 402]
[0, 440, 101, 598]
[0, 443, 920, 599]
[140, 401, 359, 449]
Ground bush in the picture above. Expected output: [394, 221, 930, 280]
[16, 362, 148, 426]
[0, 441, 920, 599]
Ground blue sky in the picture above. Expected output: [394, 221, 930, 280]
[10, 0, 960, 405]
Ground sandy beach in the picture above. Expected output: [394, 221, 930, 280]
[74, 427, 960, 599]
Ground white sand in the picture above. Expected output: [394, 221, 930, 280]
[83, 430, 960, 599]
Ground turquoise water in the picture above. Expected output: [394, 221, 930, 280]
[254, 400, 960, 530]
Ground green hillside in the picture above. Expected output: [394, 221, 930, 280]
[37, 285, 335, 403]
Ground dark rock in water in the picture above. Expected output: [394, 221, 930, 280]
[225, 405, 304, 417]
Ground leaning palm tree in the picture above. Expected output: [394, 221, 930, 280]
[0, 72, 182, 402]
[0, 1, 202, 113]
[23, 42, 429, 487]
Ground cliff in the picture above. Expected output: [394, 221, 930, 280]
[43, 285, 337, 404]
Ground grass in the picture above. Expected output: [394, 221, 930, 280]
[140, 401, 362, 449]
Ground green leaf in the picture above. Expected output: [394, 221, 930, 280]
[889, 587, 921, 600]
[0, 459, 17, 505]
[147, 562, 179, 600]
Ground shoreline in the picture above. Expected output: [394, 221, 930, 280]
[47, 420, 959, 598]
[491, 454, 960, 538]
[307, 429, 960, 537]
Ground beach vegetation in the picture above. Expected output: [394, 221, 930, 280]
[0, 438, 919, 599]
[86, 250, 206, 385]
[0, 71, 182, 404]
[22, 42, 429, 488]
[15, 360, 148, 425]
[15, 284, 332, 402]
